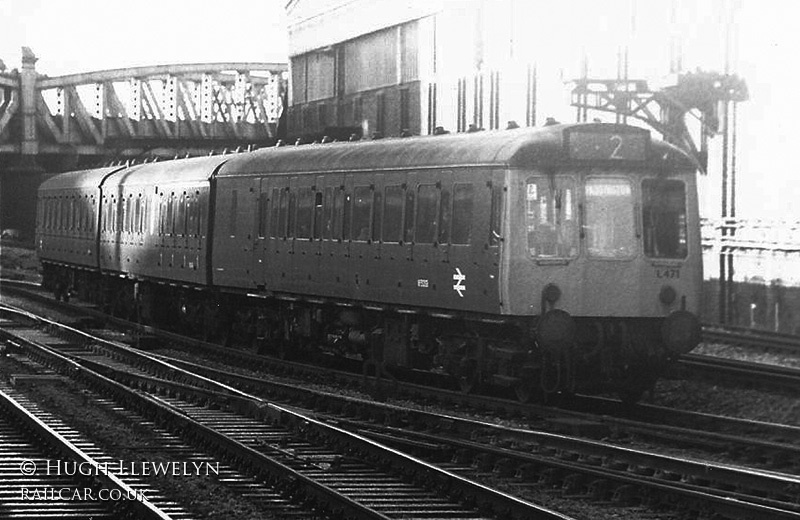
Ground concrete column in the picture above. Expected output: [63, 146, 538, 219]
[20, 46, 38, 156]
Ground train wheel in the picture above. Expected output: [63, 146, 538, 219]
[512, 366, 542, 403]
[457, 359, 479, 394]
[53, 282, 69, 302]
[514, 380, 538, 403]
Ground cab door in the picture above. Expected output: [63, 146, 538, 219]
[578, 174, 640, 316]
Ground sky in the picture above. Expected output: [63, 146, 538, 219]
[0, 0, 798, 222]
[0, 0, 289, 72]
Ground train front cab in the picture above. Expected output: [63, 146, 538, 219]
[504, 124, 702, 399]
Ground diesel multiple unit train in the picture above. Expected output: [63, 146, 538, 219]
[36, 122, 702, 402]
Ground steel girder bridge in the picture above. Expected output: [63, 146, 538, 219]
[0, 48, 287, 172]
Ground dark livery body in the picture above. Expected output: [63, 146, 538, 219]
[37, 123, 702, 401]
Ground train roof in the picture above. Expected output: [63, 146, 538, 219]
[39, 165, 126, 191]
[217, 123, 696, 177]
[102, 155, 229, 188]
[37, 123, 696, 195]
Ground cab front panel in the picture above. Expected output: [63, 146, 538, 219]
[503, 167, 702, 320]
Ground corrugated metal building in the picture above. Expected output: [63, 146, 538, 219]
[285, 0, 545, 140]
[284, 0, 719, 142]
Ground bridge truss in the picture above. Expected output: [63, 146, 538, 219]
[0, 48, 287, 169]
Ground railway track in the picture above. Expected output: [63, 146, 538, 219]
[2, 280, 799, 447]
[676, 352, 800, 389]
[4, 279, 799, 397]
[0, 381, 181, 519]
[703, 323, 800, 352]
[0, 304, 570, 520]
[4, 303, 800, 519]
[103, 354, 800, 518]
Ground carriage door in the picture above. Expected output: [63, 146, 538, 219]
[435, 171, 453, 266]
[317, 173, 346, 295]
[407, 172, 438, 299]
[183, 187, 202, 274]
[252, 177, 270, 289]
[291, 175, 316, 290]
[446, 175, 478, 305]
[349, 173, 379, 296]
[176, 189, 189, 271]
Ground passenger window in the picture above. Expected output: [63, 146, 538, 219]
[372, 188, 383, 242]
[415, 184, 438, 244]
[258, 192, 268, 239]
[197, 192, 205, 237]
[270, 188, 281, 238]
[332, 188, 344, 240]
[150, 193, 159, 235]
[69, 197, 76, 231]
[159, 194, 167, 236]
[125, 196, 132, 233]
[79, 198, 85, 232]
[277, 188, 289, 238]
[296, 187, 313, 239]
[74, 197, 81, 231]
[135, 194, 143, 234]
[642, 179, 688, 259]
[83, 196, 90, 232]
[322, 187, 334, 239]
[76, 198, 84, 232]
[352, 186, 372, 241]
[186, 193, 196, 237]
[489, 183, 502, 246]
[287, 189, 297, 238]
[228, 190, 238, 237]
[112, 197, 119, 233]
[438, 186, 451, 244]
[166, 193, 175, 236]
[90, 196, 96, 232]
[313, 191, 323, 240]
[404, 188, 415, 243]
[525, 176, 578, 258]
[451, 183, 474, 244]
[342, 191, 352, 241]
[383, 185, 403, 243]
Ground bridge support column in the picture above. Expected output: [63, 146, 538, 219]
[1, 48, 45, 242]
[20, 47, 39, 157]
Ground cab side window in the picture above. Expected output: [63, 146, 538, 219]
[642, 179, 688, 259]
